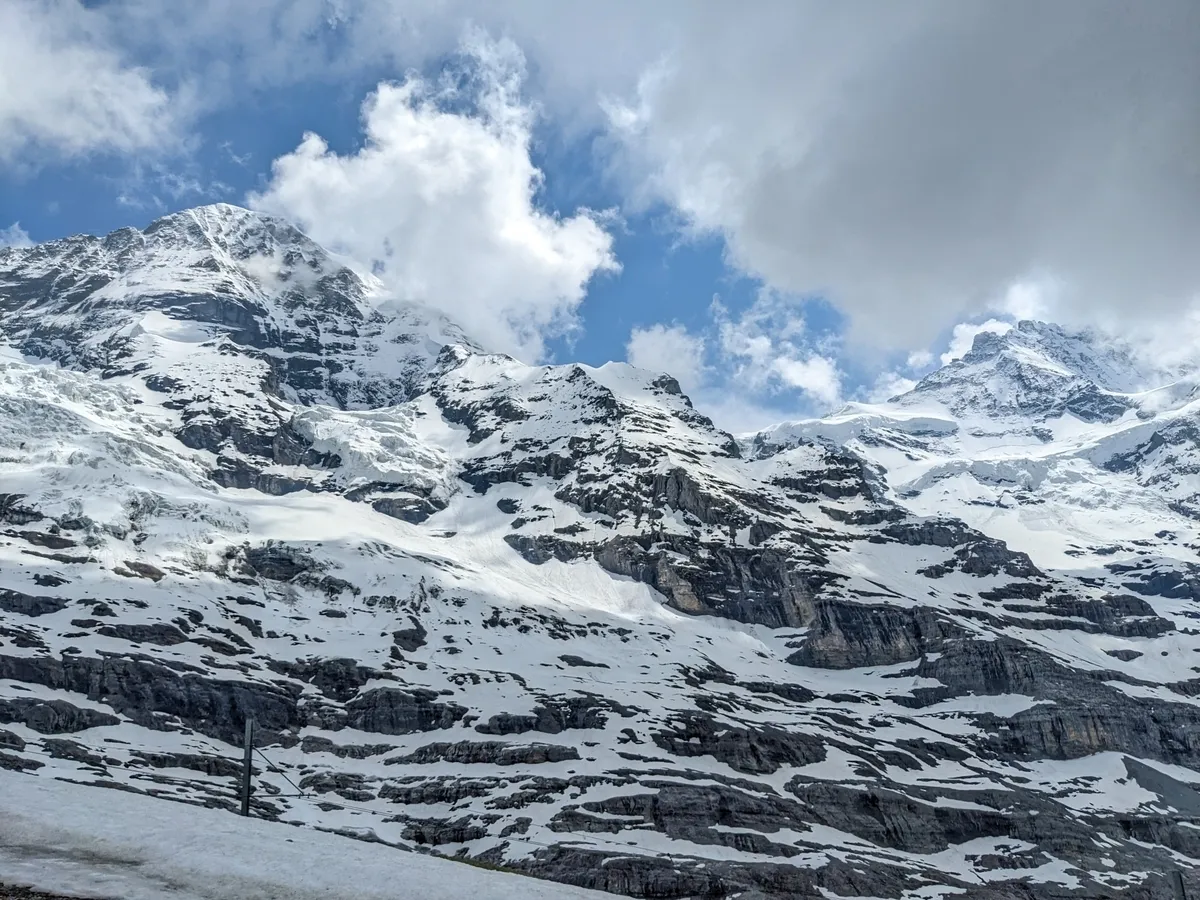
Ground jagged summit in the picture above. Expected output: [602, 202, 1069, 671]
[969, 319, 1155, 391]
[752, 316, 1200, 579]
[0, 204, 476, 356]
[1, 203, 337, 307]
[893, 319, 1166, 422]
[0, 205, 478, 411]
[7, 202, 325, 261]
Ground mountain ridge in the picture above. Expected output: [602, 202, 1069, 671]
[1, 206, 1198, 899]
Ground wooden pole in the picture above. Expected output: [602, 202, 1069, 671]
[240, 718, 254, 816]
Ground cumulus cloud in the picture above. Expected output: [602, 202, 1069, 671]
[97, 0, 666, 124]
[624, 315, 841, 431]
[906, 350, 934, 371]
[623, 293, 846, 422]
[866, 371, 918, 403]
[771, 356, 842, 407]
[0, 0, 177, 161]
[0, 223, 33, 250]
[626, 323, 706, 393]
[248, 34, 617, 361]
[713, 293, 843, 409]
[1117, 302, 1200, 377]
[997, 279, 1057, 323]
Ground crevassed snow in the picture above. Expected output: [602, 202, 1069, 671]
[290, 405, 459, 497]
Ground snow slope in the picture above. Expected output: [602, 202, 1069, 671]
[1, 206, 1198, 900]
[0, 771, 606, 900]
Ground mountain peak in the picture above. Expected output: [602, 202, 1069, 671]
[134, 203, 338, 279]
[148, 201, 280, 231]
[895, 318, 1159, 422]
[956, 319, 1153, 393]
[0, 204, 474, 410]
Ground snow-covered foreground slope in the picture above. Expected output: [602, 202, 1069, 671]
[0, 771, 606, 899]
[2, 206, 1199, 899]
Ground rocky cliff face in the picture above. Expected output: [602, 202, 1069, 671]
[0, 205, 1197, 899]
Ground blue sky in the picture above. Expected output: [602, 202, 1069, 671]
[2, 1, 1196, 430]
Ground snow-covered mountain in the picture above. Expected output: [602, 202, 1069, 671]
[2, 205, 1199, 899]
[895, 319, 1168, 422]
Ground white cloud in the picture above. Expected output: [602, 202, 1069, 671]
[98, 0, 667, 127]
[940, 319, 1013, 366]
[997, 279, 1057, 322]
[623, 293, 846, 425]
[771, 355, 842, 406]
[0, 223, 32, 249]
[1120, 299, 1200, 377]
[45, 2, 1200, 349]
[906, 349, 934, 370]
[0, 0, 177, 162]
[713, 293, 843, 409]
[248, 33, 617, 362]
[49, 1, 1200, 355]
[622, 315, 836, 432]
[866, 370, 918, 403]
[14, 0, 1198, 412]
[625, 323, 706, 393]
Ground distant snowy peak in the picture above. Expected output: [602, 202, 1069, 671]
[750, 319, 1154, 455]
[746, 407, 959, 460]
[982, 319, 1156, 392]
[896, 319, 1167, 422]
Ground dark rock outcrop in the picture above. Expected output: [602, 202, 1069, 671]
[0, 588, 69, 617]
[474, 695, 620, 736]
[386, 741, 580, 766]
[96, 623, 190, 646]
[653, 714, 825, 775]
[343, 687, 466, 735]
[0, 652, 301, 744]
[0, 697, 120, 733]
[787, 601, 955, 669]
[269, 657, 380, 703]
[596, 534, 817, 628]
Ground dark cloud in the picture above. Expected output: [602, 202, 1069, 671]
[604, 0, 1200, 345]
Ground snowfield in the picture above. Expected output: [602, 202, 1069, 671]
[0, 771, 607, 899]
